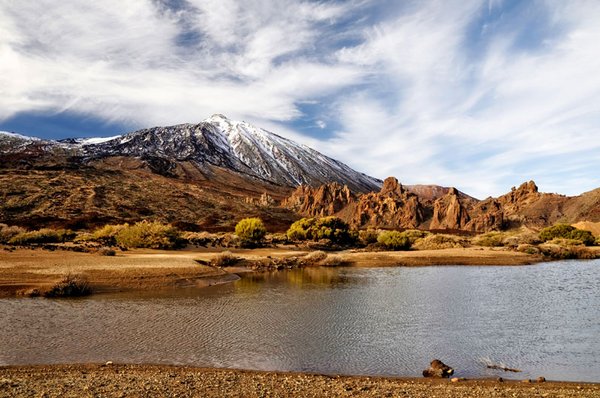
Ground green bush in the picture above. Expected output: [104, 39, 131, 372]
[539, 224, 595, 246]
[287, 217, 354, 245]
[0, 224, 26, 243]
[377, 230, 411, 250]
[8, 228, 76, 245]
[115, 221, 182, 249]
[235, 218, 267, 247]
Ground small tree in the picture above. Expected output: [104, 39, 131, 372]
[235, 218, 267, 247]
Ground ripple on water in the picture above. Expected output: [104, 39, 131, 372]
[0, 259, 599, 381]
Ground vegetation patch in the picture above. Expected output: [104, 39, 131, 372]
[8, 228, 76, 245]
[413, 234, 469, 250]
[115, 221, 183, 249]
[377, 230, 411, 251]
[538, 243, 599, 260]
[287, 217, 355, 245]
[210, 251, 241, 267]
[43, 274, 92, 298]
[0, 224, 26, 243]
[539, 224, 595, 246]
[235, 218, 267, 247]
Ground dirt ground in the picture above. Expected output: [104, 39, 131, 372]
[0, 246, 545, 297]
[1, 364, 598, 398]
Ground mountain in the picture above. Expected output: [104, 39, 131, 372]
[1, 116, 598, 233]
[1, 114, 380, 193]
[0, 115, 380, 230]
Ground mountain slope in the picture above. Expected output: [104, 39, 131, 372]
[0, 115, 381, 230]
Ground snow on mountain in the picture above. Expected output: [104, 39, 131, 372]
[0, 115, 382, 193]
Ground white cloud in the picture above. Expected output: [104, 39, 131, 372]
[0, 0, 599, 197]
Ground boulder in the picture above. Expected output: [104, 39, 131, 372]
[422, 359, 454, 378]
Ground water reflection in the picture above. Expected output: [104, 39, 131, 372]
[0, 260, 599, 382]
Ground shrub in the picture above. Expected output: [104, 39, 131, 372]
[473, 232, 506, 247]
[517, 244, 540, 255]
[235, 218, 267, 247]
[91, 224, 126, 245]
[115, 221, 182, 249]
[539, 224, 595, 246]
[413, 234, 469, 250]
[8, 228, 76, 245]
[304, 250, 328, 264]
[0, 224, 26, 243]
[287, 217, 354, 245]
[399, 229, 430, 244]
[43, 274, 91, 298]
[359, 229, 379, 245]
[539, 243, 598, 260]
[377, 230, 411, 251]
[210, 251, 240, 267]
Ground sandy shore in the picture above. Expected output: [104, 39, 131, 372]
[0, 364, 598, 398]
[0, 246, 544, 297]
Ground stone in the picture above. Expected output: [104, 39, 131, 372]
[422, 359, 454, 378]
[536, 376, 546, 383]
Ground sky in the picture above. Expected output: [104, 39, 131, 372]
[1, 0, 599, 198]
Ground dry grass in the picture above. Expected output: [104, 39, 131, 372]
[43, 274, 91, 298]
[209, 251, 241, 267]
[413, 234, 469, 250]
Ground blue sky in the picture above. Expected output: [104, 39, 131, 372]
[1, 0, 599, 198]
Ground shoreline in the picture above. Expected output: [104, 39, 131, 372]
[1, 364, 598, 398]
[0, 246, 547, 297]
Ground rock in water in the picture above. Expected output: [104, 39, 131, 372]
[422, 359, 454, 378]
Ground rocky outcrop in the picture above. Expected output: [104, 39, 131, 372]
[282, 183, 355, 218]
[351, 177, 424, 229]
[429, 188, 470, 230]
[464, 199, 504, 232]
[422, 359, 454, 378]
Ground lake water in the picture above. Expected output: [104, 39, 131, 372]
[1, 260, 599, 381]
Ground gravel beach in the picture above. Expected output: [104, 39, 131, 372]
[1, 364, 598, 398]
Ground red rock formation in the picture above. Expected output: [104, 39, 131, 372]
[464, 199, 504, 232]
[282, 183, 354, 218]
[429, 187, 470, 230]
[351, 177, 424, 229]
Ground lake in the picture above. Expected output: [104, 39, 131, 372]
[1, 260, 599, 381]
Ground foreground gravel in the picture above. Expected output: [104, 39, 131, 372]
[1, 364, 598, 398]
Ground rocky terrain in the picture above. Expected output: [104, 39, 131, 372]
[1, 116, 599, 232]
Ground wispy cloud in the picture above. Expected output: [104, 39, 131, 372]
[0, 0, 599, 197]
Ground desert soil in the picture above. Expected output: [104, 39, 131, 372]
[0, 246, 544, 297]
[0, 364, 598, 398]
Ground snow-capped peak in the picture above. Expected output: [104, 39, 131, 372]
[0, 131, 41, 141]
